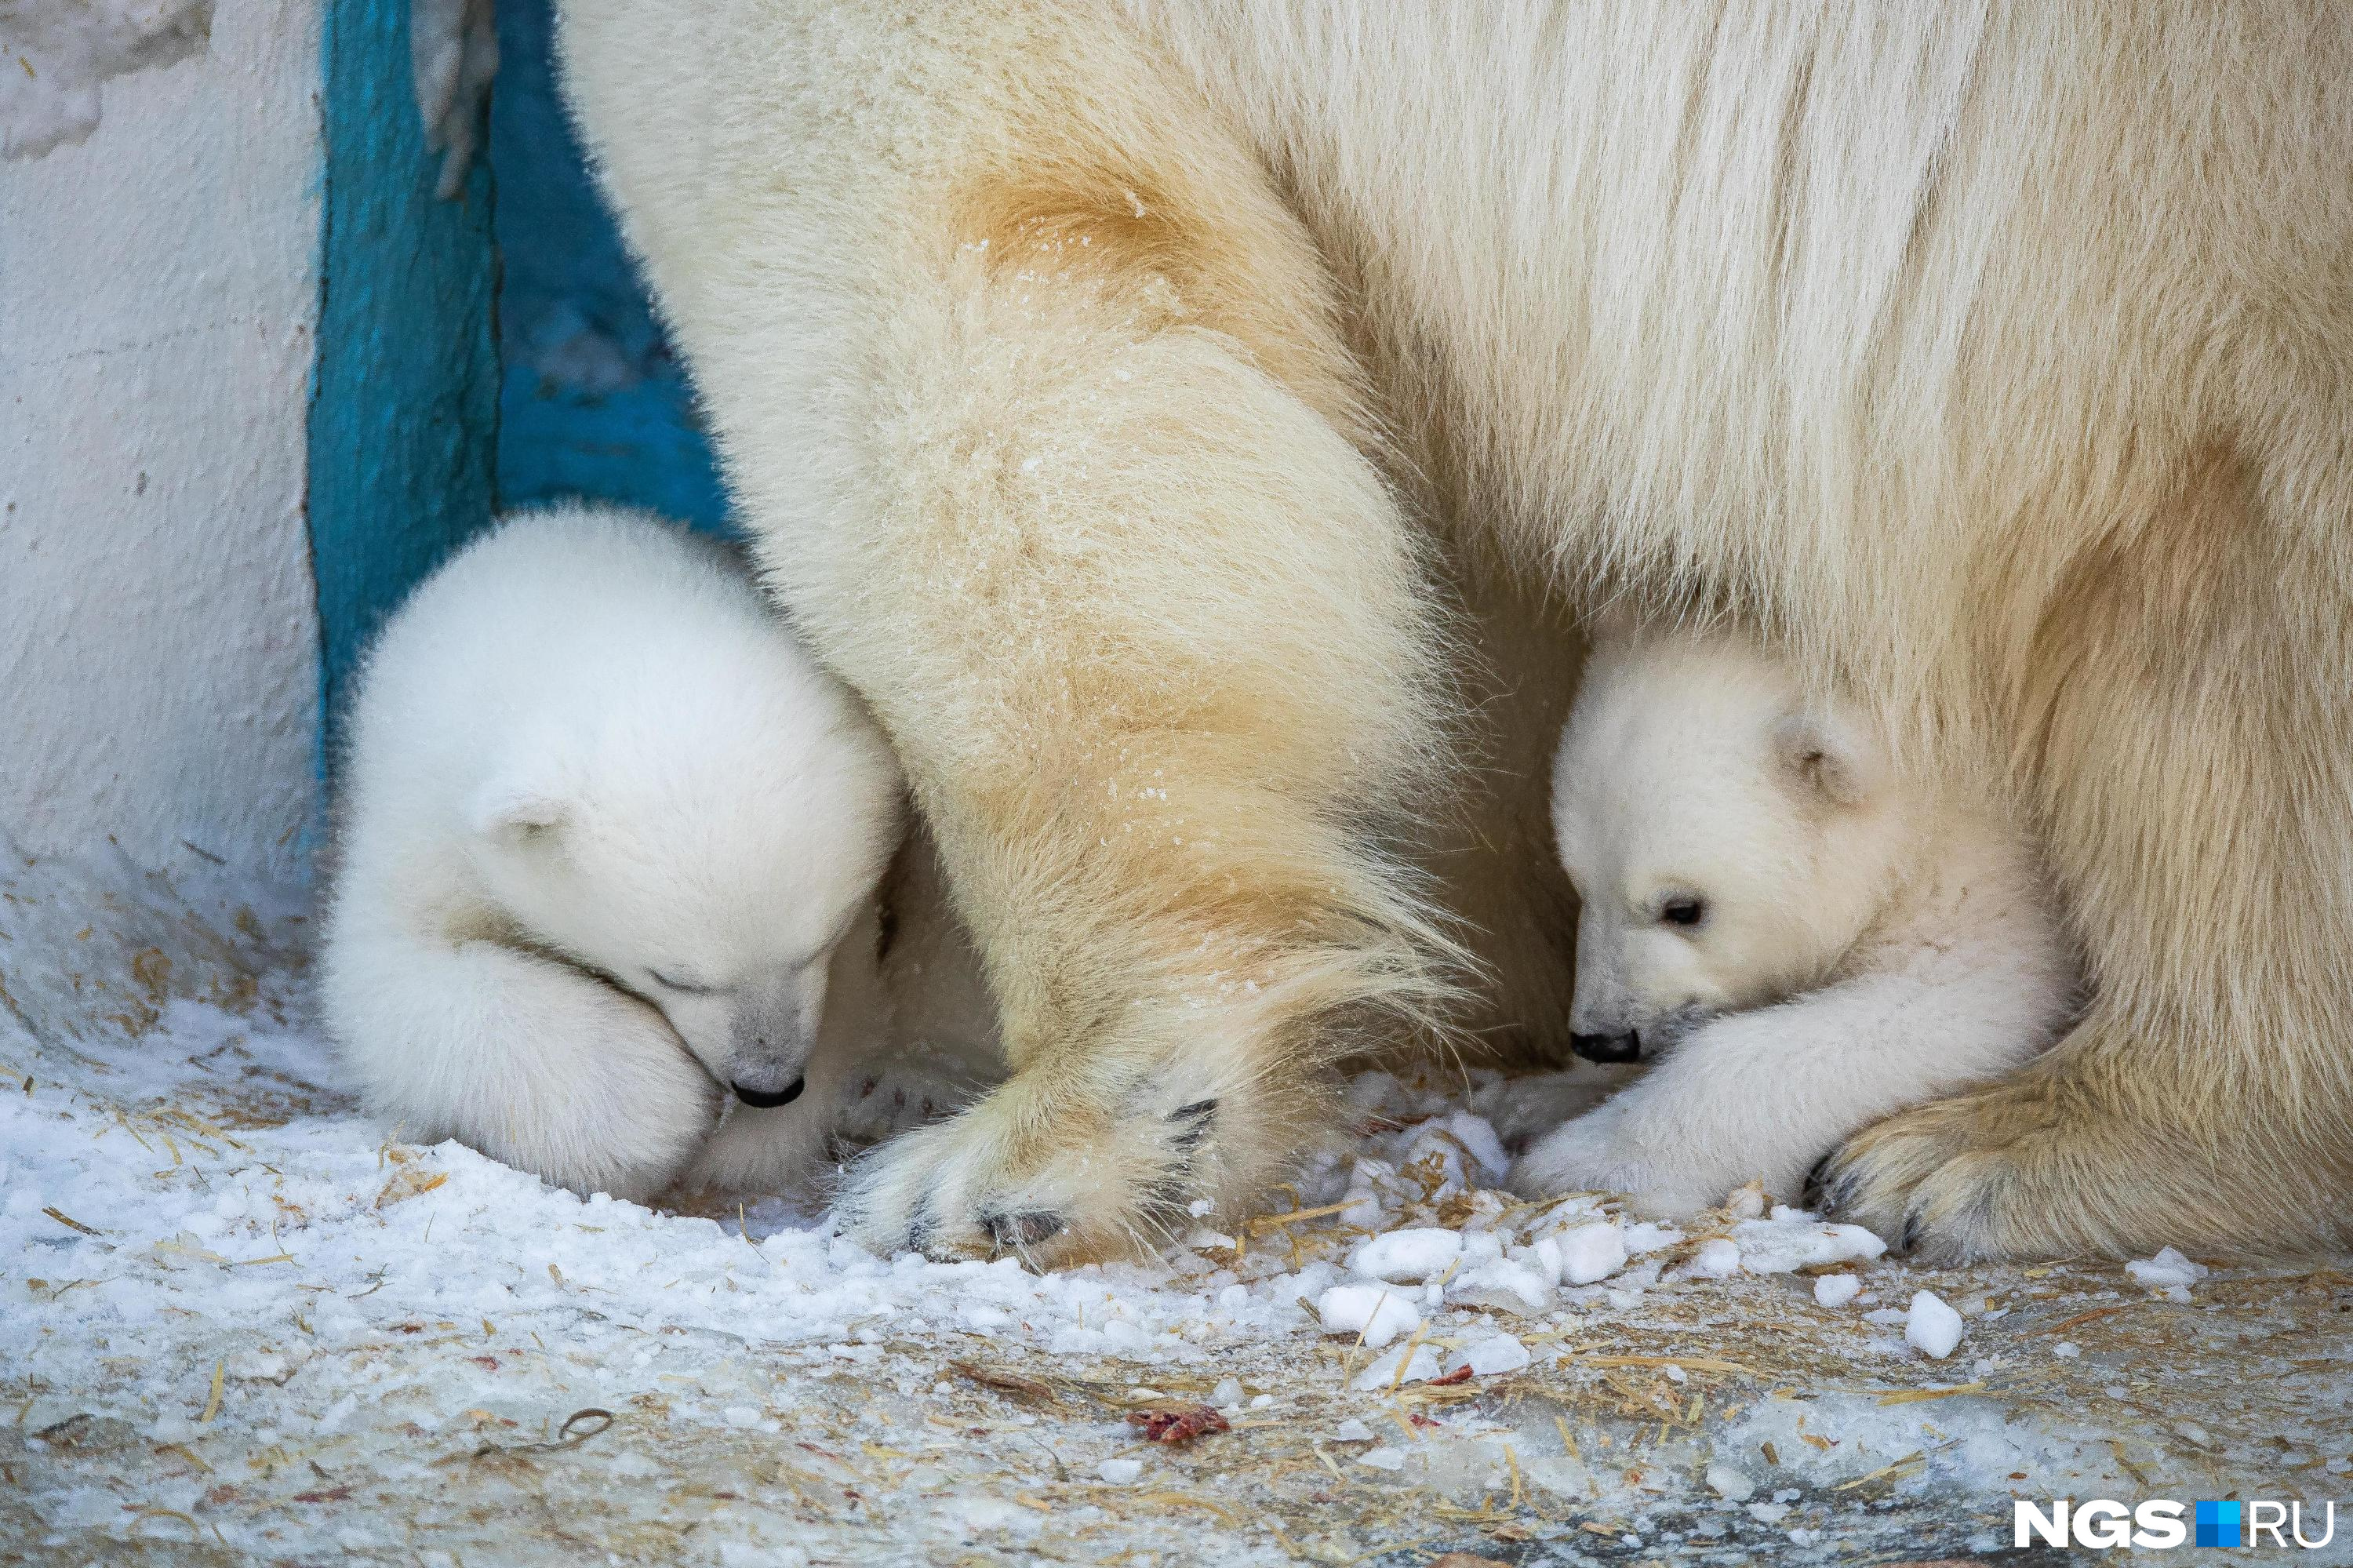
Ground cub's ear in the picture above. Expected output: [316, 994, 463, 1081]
[1770, 711, 1880, 808]
[467, 777, 569, 842]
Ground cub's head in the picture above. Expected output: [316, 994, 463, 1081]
[1550, 625, 1908, 1063]
[466, 643, 903, 1110]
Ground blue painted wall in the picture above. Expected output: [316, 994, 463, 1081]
[309, 0, 727, 753]
[311, 0, 499, 753]
[489, 0, 729, 534]
[308, 0, 500, 749]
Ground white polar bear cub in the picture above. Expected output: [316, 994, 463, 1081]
[322, 504, 905, 1202]
[1512, 623, 2079, 1220]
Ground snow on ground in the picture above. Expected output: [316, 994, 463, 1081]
[5, 869, 2352, 1565]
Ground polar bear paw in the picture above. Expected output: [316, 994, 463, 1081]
[1813, 1054, 2158, 1262]
[835, 1072, 1222, 1265]
[1507, 1097, 1732, 1219]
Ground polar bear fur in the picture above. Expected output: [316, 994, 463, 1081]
[555, 2, 2353, 1261]
[321, 505, 918, 1202]
[1512, 624, 2078, 1219]
[684, 820, 1005, 1199]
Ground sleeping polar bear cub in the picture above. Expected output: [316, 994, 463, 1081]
[322, 504, 911, 1202]
[1512, 624, 2080, 1221]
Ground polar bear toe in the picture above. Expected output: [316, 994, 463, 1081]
[1817, 1035, 2224, 1264]
[838, 1076, 1224, 1265]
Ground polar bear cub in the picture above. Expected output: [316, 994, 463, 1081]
[1511, 623, 2079, 1219]
[322, 504, 905, 1202]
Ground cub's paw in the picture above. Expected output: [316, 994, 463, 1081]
[483, 991, 723, 1205]
[1507, 1097, 1749, 1219]
[1509, 1101, 1675, 1209]
[835, 1075, 1223, 1266]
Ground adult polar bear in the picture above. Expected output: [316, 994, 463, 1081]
[556, 2, 2353, 1264]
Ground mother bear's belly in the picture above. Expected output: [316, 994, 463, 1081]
[1143, 2, 2217, 737]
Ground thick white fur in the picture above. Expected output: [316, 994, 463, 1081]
[555, 3, 2353, 1260]
[322, 505, 907, 1201]
[1514, 626, 2078, 1217]
[684, 824, 1003, 1195]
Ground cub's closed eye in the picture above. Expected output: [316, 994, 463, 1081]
[1660, 897, 1707, 928]
[648, 969, 718, 995]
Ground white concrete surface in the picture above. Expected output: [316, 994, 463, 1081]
[0, 0, 214, 160]
[1, 0, 324, 887]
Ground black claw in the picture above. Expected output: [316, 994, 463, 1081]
[1169, 1098, 1219, 1154]
[1802, 1153, 1835, 1210]
[1898, 1211, 1922, 1253]
[1018, 1211, 1066, 1246]
[903, 1194, 940, 1259]
[984, 1210, 1066, 1253]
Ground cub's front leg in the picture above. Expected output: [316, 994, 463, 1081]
[1513, 955, 2060, 1219]
[327, 931, 722, 1202]
[1511, 1005, 1878, 1217]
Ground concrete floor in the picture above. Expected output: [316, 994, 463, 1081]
[5, 853, 2349, 1567]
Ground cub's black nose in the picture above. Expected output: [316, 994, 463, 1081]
[1570, 1031, 1642, 1064]
[732, 1076, 806, 1109]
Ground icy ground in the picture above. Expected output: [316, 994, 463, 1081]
[5, 864, 2351, 1566]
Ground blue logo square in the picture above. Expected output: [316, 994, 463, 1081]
[2197, 1500, 2243, 1548]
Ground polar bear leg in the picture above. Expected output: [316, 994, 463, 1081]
[555, 3, 1459, 1261]
[332, 932, 721, 1202]
[816, 293, 1453, 1258]
[1827, 441, 2353, 1260]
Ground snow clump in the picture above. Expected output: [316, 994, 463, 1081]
[1904, 1290, 1966, 1359]
[1316, 1283, 1420, 1349]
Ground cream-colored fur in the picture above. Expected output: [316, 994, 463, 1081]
[556, 2, 2353, 1261]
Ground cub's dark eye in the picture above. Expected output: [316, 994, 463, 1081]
[1660, 897, 1707, 928]
[649, 969, 716, 995]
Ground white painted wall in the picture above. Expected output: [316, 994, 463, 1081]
[0, 0, 324, 886]
[0, 0, 214, 159]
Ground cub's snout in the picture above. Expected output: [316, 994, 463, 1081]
[723, 965, 829, 1105]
